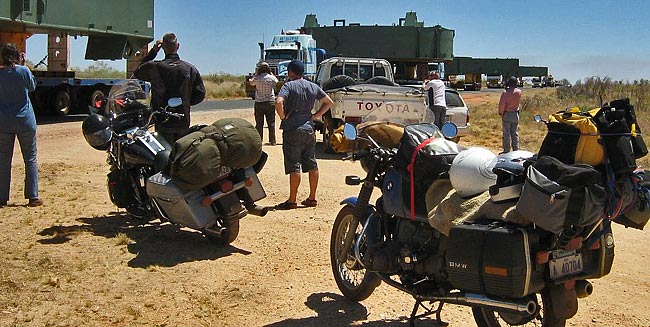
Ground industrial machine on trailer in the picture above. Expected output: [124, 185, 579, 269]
[0, 0, 154, 115]
[302, 12, 455, 85]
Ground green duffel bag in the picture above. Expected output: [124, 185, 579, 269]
[212, 118, 262, 169]
[169, 125, 223, 190]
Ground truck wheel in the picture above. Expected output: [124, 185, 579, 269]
[322, 115, 340, 154]
[89, 89, 106, 109]
[50, 90, 71, 116]
[322, 75, 355, 91]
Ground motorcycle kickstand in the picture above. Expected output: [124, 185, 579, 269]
[408, 300, 448, 327]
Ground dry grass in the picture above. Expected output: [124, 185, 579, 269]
[461, 87, 650, 168]
[204, 80, 246, 99]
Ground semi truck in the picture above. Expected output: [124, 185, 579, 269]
[246, 31, 324, 98]
[0, 0, 154, 116]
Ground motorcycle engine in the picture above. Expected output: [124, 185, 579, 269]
[369, 218, 447, 287]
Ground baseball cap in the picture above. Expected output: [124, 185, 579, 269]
[287, 60, 304, 75]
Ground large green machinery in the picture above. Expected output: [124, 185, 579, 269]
[303, 12, 454, 85]
[0, 0, 154, 115]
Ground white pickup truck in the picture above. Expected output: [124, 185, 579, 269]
[313, 57, 470, 153]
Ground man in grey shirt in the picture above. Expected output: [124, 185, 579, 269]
[274, 60, 333, 209]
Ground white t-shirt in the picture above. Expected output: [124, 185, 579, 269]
[424, 79, 446, 107]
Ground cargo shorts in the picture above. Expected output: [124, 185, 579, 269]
[282, 127, 318, 174]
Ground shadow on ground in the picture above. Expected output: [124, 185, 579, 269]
[264, 292, 445, 327]
[37, 212, 251, 268]
[315, 141, 345, 160]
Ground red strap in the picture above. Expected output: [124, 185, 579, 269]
[407, 137, 437, 221]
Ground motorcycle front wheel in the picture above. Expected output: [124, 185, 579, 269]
[330, 205, 381, 301]
[472, 288, 566, 327]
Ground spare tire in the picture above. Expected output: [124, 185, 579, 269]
[364, 76, 397, 86]
[322, 75, 355, 91]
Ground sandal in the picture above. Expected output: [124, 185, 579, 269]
[275, 200, 297, 210]
[301, 198, 318, 207]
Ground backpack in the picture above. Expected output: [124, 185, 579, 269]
[592, 98, 647, 176]
[393, 123, 464, 219]
[538, 107, 605, 167]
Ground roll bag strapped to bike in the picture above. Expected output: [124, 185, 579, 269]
[391, 123, 463, 220]
[169, 118, 262, 190]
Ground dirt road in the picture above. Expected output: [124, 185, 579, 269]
[0, 97, 649, 326]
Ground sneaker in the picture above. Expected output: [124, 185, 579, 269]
[28, 198, 43, 207]
[275, 200, 297, 210]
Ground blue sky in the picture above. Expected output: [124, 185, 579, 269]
[25, 0, 650, 83]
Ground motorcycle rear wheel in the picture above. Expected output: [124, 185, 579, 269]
[203, 219, 240, 245]
[330, 205, 381, 301]
[472, 289, 566, 327]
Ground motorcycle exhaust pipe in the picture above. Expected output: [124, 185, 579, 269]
[246, 205, 269, 217]
[418, 293, 537, 315]
[575, 280, 593, 298]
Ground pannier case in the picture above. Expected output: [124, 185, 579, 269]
[446, 221, 545, 298]
[147, 172, 217, 229]
[581, 223, 615, 279]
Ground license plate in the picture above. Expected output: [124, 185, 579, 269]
[549, 252, 583, 280]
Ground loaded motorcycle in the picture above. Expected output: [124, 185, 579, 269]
[329, 121, 616, 327]
[82, 81, 268, 244]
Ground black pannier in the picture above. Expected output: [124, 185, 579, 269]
[446, 221, 546, 298]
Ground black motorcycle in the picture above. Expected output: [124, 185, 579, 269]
[82, 81, 268, 244]
[330, 122, 615, 327]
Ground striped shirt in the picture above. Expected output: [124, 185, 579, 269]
[249, 73, 278, 102]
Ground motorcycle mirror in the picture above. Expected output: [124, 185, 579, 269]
[167, 97, 183, 108]
[534, 114, 547, 124]
[343, 123, 357, 140]
[441, 122, 458, 138]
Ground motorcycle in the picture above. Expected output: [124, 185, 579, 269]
[329, 121, 615, 326]
[82, 81, 268, 244]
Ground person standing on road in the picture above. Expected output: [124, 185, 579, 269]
[498, 76, 522, 154]
[133, 33, 205, 143]
[423, 71, 447, 128]
[248, 62, 278, 145]
[274, 60, 333, 210]
[0, 43, 42, 207]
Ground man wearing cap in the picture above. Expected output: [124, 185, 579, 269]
[248, 62, 278, 145]
[498, 76, 522, 154]
[134, 33, 205, 143]
[274, 60, 333, 210]
[423, 71, 447, 128]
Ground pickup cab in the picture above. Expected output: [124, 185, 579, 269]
[314, 57, 470, 152]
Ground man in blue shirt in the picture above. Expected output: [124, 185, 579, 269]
[275, 60, 333, 209]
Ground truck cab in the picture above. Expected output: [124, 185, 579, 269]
[246, 31, 322, 98]
[486, 74, 503, 88]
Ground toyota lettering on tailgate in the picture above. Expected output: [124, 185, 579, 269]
[356, 101, 412, 113]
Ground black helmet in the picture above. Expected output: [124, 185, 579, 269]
[82, 114, 112, 150]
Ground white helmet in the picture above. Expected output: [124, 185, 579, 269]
[449, 147, 498, 198]
[489, 151, 535, 203]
